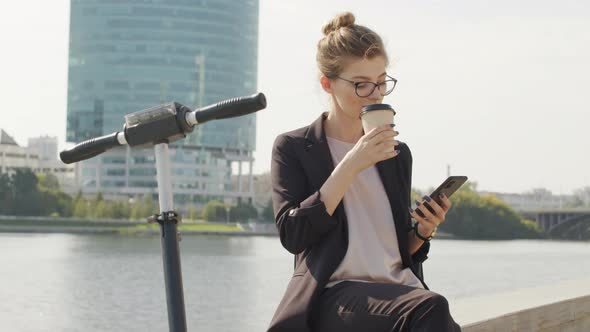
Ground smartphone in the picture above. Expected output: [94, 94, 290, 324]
[415, 175, 468, 218]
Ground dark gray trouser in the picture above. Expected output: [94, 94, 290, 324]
[309, 281, 462, 332]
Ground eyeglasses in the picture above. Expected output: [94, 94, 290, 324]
[335, 75, 397, 98]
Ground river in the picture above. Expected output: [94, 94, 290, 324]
[1, 234, 588, 331]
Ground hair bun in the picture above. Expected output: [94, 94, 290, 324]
[322, 12, 356, 36]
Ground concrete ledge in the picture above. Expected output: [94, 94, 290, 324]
[462, 295, 590, 332]
[453, 278, 590, 332]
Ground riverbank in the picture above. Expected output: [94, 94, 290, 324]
[0, 215, 462, 239]
[0, 215, 278, 237]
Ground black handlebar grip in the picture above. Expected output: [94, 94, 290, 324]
[59, 132, 121, 164]
[194, 92, 266, 124]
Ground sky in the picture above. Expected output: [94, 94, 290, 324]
[0, 0, 588, 195]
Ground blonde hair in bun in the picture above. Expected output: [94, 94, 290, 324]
[321, 11, 356, 36]
[317, 12, 388, 78]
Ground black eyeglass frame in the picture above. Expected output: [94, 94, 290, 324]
[335, 74, 398, 97]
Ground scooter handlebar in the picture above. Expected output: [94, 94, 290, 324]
[59, 132, 122, 164]
[188, 92, 266, 125]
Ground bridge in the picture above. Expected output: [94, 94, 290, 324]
[519, 208, 590, 239]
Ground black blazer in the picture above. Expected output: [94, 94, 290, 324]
[267, 112, 430, 332]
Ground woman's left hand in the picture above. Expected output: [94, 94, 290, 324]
[408, 194, 452, 235]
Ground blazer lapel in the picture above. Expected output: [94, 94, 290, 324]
[376, 159, 407, 228]
[303, 113, 335, 191]
[376, 158, 412, 265]
[303, 112, 346, 219]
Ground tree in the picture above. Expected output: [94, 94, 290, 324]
[439, 182, 541, 239]
[201, 200, 227, 222]
[95, 200, 111, 219]
[142, 195, 156, 217]
[111, 201, 130, 219]
[72, 195, 88, 218]
[37, 173, 60, 191]
[261, 198, 274, 223]
[230, 202, 258, 222]
[0, 173, 13, 214]
[86, 192, 104, 218]
[12, 169, 43, 216]
[37, 173, 72, 217]
[39, 189, 71, 217]
[188, 206, 199, 221]
[130, 198, 143, 220]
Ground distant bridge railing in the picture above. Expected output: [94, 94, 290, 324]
[519, 208, 590, 238]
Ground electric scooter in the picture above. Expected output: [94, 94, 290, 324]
[60, 93, 267, 332]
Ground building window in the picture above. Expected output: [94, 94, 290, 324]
[129, 168, 156, 176]
[103, 168, 125, 176]
[103, 156, 126, 164]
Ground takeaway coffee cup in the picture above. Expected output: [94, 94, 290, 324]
[360, 104, 396, 134]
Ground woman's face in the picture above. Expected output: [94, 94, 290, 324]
[327, 55, 388, 120]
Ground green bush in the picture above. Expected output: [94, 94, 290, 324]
[201, 200, 228, 222]
[229, 202, 258, 222]
[261, 199, 274, 223]
[439, 182, 542, 239]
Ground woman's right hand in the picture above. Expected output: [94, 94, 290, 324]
[343, 124, 400, 175]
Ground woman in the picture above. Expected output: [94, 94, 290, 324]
[267, 12, 461, 332]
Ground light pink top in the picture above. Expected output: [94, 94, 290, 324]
[325, 136, 424, 289]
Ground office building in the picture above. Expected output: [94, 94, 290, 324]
[66, 1, 259, 211]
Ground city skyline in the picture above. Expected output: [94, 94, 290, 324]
[1, 0, 588, 195]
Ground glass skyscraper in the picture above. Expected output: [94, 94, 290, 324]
[66, 0, 259, 210]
